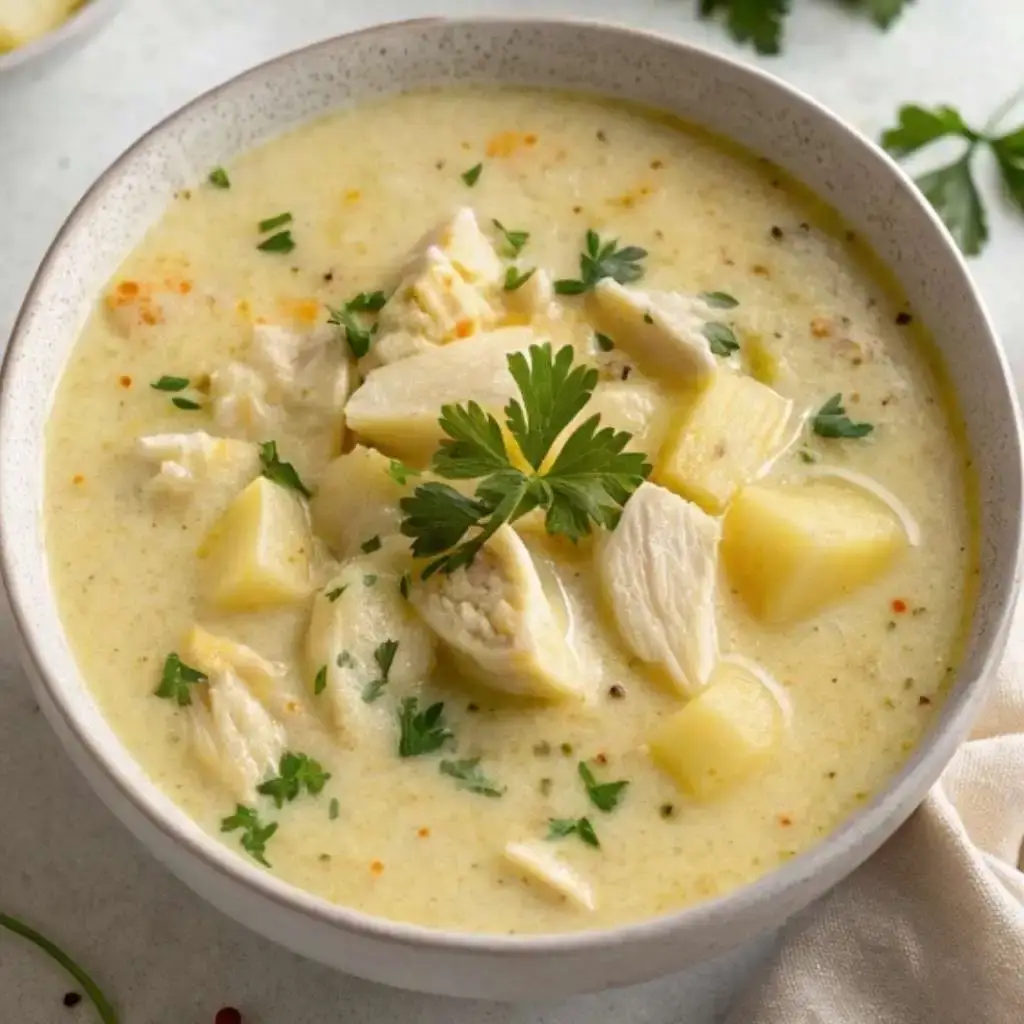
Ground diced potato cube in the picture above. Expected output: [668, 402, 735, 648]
[503, 841, 596, 910]
[722, 482, 906, 624]
[656, 371, 793, 514]
[199, 476, 312, 611]
[649, 661, 781, 800]
[310, 445, 409, 559]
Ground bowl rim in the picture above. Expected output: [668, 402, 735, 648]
[0, 0, 123, 72]
[2, 14, 1020, 955]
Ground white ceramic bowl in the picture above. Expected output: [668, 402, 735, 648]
[0, 0, 123, 80]
[1, 17, 1021, 1001]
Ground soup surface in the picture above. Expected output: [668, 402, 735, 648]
[45, 89, 973, 934]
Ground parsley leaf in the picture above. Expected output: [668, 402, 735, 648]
[703, 322, 740, 356]
[171, 396, 202, 411]
[220, 804, 278, 866]
[547, 816, 600, 848]
[812, 394, 874, 439]
[553, 229, 647, 294]
[154, 652, 207, 707]
[326, 585, 347, 602]
[492, 219, 530, 257]
[698, 0, 790, 56]
[257, 231, 295, 254]
[326, 293, 384, 359]
[399, 571, 411, 599]
[595, 332, 616, 352]
[397, 698, 453, 757]
[362, 639, 399, 703]
[400, 344, 650, 576]
[329, 797, 340, 820]
[258, 212, 292, 232]
[992, 126, 1024, 214]
[361, 535, 382, 554]
[439, 757, 506, 797]
[257, 752, 331, 809]
[578, 761, 629, 812]
[208, 167, 231, 189]
[151, 375, 190, 392]
[504, 266, 537, 292]
[916, 159, 988, 256]
[387, 459, 420, 485]
[461, 163, 483, 186]
[880, 104, 976, 157]
[699, 290, 739, 309]
[860, 0, 913, 29]
[258, 440, 312, 498]
[313, 665, 327, 696]
[346, 290, 388, 312]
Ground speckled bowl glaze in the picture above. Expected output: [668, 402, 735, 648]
[1, 17, 1021, 1000]
[0, 0, 124, 81]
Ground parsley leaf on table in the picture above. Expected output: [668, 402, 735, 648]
[258, 440, 312, 498]
[439, 757, 506, 797]
[220, 804, 279, 866]
[256, 752, 331, 808]
[397, 698, 453, 757]
[399, 344, 650, 578]
[153, 652, 207, 707]
[698, 0, 790, 57]
[991, 125, 1024, 214]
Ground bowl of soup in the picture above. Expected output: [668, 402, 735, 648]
[1, 17, 1020, 1000]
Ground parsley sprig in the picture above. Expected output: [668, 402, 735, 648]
[881, 90, 1024, 256]
[553, 229, 647, 295]
[397, 698, 453, 757]
[547, 816, 600, 848]
[220, 804, 278, 866]
[326, 290, 388, 359]
[698, 0, 909, 56]
[259, 440, 312, 498]
[256, 752, 331, 808]
[439, 757, 506, 797]
[153, 652, 207, 707]
[362, 640, 399, 703]
[812, 394, 874, 439]
[399, 344, 651, 578]
[578, 761, 629, 812]
[492, 219, 530, 257]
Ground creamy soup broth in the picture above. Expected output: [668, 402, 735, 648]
[45, 89, 973, 933]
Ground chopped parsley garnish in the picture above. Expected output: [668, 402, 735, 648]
[326, 292, 387, 359]
[812, 394, 874, 439]
[547, 816, 600, 848]
[397, 697, 452, 757]
[578, 761, 629, 812]
[703, 322, 740, 356]
[439, 758, 506, 797]
[313, 665, 327, 696]
[504, 266, 536, 291]
[492, 219, 529, 257]
[553, 229, 647, 294]
[387, 459, 420, 485]
[461, 162, 483, 186]
[257, 752, 331, 808]
[257, 231, 295, 254]
[399, 572, 412, 599]
[363, 574, 378, 587]
[0, 914, 117, 1024]
[329, 797, 340, 820]
[595, 332, 615, 352]
[258, 212, 293, 232]
[798, 449, 817, 464]
[150, 375, 190, 392]
[699, 290, 739, 309]
[220, 804, 278, 866]
[360, 535, 382, 554]
[154, 652, 207, 707]
[643, 311, 654, 324]
[399, 343, 650, 578]
[171, 396, 202, 411]
[326, 585, 347, 602]
[208, 167, 231, 189]
[361, 639, 399, 703]
[337, 651, 355, 668]
[258, 440, 312, 498]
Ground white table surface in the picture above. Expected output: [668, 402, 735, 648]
[1, 1, 1023, 1021]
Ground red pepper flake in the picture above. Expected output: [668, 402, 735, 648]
[71, 474, 85, 485]
[370, 859, 384, 875]
[118, 375, 132, 388]
[417, 827, 430, 838]
[778, 815, 793, 827]
[595, 752, 608, 765]
[891, 598, 908, 614]
[214, 1008, 242, 1024]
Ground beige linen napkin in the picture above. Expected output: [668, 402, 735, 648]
[727, 599, 1024, 1024]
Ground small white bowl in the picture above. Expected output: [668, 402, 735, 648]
[1, 17, 1021, 1001]
[0, 0, 123, 80]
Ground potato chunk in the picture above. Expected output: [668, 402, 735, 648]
[595, 482, 719, 697]
[503, 841, 596, 910]
[649, 660, 782, 800]
[199, 476, 312, 611]
[656, 371, 793, 514]
[0, 0, 77, 50]
[309, 445, 409, 559]
[587, 280, 716, 386]
[722, 481, 906, 624]
[344, 326, 536, 464]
